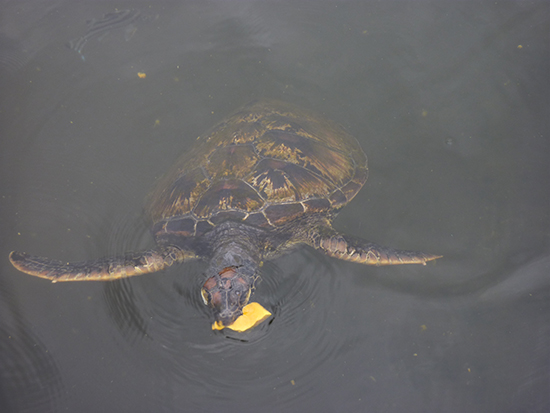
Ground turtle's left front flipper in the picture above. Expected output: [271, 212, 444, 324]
[9, 246, 194, 282]
[309, 228, 441, 266]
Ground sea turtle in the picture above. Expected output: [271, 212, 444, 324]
[9, 100, 440, 327]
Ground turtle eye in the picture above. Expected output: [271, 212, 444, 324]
[200, 288, 209, 305]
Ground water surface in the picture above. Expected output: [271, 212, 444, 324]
[1, 1, 548, 412]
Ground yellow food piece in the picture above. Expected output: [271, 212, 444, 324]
[212, 302, 271, 332]
[137, 72, 146, 78]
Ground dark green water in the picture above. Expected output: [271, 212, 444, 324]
[1, 1, 548, 412]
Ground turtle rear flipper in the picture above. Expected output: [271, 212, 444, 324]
[310, 228, 441, 266]
[9, 246, 194, 282]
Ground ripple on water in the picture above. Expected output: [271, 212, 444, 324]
[101, 247, 352, 410]
[0, 285, 65, 412]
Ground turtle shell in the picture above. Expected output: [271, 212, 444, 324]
[147, 100, 368, 239]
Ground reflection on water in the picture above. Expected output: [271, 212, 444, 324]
[479, 254, 550, 303]
[66, 9, 156, 61]
[0, 283, 64, 412]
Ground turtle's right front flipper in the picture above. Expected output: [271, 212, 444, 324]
[9, 246, 194, 282]
[309, 227, 441, 266]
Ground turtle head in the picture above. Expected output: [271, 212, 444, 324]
[201, 265, 257, 326]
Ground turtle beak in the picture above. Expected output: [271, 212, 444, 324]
[201, 266, 252, 326]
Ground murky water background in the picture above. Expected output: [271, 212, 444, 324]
[1, 1, 548, 412]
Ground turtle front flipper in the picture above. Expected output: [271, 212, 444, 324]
[309, 228, 441, 266]
[9, 246, 194, 282]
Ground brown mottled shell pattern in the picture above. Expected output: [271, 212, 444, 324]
[147, 100, 368, 239]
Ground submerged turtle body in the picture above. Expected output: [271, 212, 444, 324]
[147, 100, 367, 249]
[9, 100, 440, 327]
